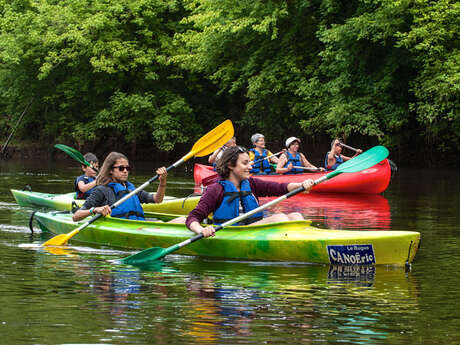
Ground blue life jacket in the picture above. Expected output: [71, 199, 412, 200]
[74, 175, 96, 199]
[250, 148, 272, 175]
[212, 179, 263, 226]
[324, 152, 344, 171]
[283, 151, 303, 174]
[107, 181, 145, 220]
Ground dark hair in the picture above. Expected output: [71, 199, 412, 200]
[83, 152, 98, 163]
[96, 152, 129, 186]
[216, 146, 248, 179]
[331, 138, 341, 149]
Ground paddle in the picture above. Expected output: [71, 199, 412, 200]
[289, 166, 323, 172]
[120, 145, 389, 265]
[337, 141, 397, 173]
[338, 141, 360, 153]
[55, 144, 99, 173]
[43, 119, 234, 247]
[252, 150, 283, 165]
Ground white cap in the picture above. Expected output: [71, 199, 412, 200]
[251, 133, 264, 144]
[285, 136, 301, 148]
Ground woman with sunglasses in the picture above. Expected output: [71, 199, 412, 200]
[72, 152, 167, 222]
[180, 146, 315, 238]
[325, 139, 362, 171]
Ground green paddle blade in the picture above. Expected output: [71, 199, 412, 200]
[120, 245, 178, 265]
[54, 144, 90, 167]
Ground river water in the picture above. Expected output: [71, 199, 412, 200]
[0, 158, 459, 344]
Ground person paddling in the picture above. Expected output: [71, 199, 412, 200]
[208, 136, 237, 170]
[179, 146, 314, 237]
[74, 152, 99, 199]
[276, 137, 324, 174]
[248, 133, 280, 175]
[72, 152, 167, 222]
[325, 139, 362, 171]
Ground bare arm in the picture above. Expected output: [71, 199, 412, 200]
[73, 205, 111, 222]
[275, 154, 292, 174]
[153, 167, 167, 203]
[77, 179, 97, 193]
[208, 147, 224, 164]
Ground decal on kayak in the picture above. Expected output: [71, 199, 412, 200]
[327, 244, 376, 265]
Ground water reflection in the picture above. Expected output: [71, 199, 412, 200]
[262, 193, 391, 230]
[4, 161, 460, 344]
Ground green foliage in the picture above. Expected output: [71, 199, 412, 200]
[0, 0, 205, 151]
[396, 0, 460, 152]
[0, 0, 459, 165]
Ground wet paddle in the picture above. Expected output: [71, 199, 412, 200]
[43, 119, 234, 247]
[120, 145, 389, 265]
[55, 144, 99, 173]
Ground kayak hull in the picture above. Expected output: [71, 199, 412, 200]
[33, 211, 420, 266]
[11, 189, 83, 211]
[10, 189, 177, 212]
[194, 159, 392, 194]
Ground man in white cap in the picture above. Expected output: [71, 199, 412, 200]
[276, 137, 325, 174]
[248, 133, 281, 175]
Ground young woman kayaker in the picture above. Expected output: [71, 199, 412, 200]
[173, 146, 315, 238]
[325, 139, 362, 171]
[74, 152, 99, 199]
[248, 133, 280, 175]
[276, 137, 325, 174]
[208, 136, 236, 169]
[72, 152, 167, 222]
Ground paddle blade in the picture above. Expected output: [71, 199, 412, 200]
[42, 233, 72, 246]
[43, 228, 81, 246]
[55, 144, 89, 167]
[120, 247, 168, 265]
[187, 120, 234, 159]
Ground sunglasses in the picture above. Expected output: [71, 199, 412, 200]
[237, 146, 248, 153]
[112, 165, 131, 172]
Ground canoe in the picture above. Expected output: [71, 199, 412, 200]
[193, 159, 392, 194]
[10, 189, 178, 212]
[33, 211, 420, 266]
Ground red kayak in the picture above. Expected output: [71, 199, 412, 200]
[193, 159, 391, 194]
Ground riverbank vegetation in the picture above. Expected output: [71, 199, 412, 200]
[1, 0, 458, 166]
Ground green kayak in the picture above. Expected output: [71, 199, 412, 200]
[33, 211, 420, 266]
[10, 189, 181, 212]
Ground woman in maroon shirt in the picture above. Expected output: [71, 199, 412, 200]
[176, 146, 314, 238]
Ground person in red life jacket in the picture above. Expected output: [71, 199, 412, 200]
[181, 146, 315, 238]
[72, 152, 167, 222]
[325, 139, 362, 171]
[208, 136, 237, 170]
[248, 133, 280, 175]
[74, 152, 99, 200]
[276, 137, 325, 174]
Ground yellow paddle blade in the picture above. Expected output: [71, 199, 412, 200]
[183, 119, 234, 161]
[43, 229, 80, 246]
